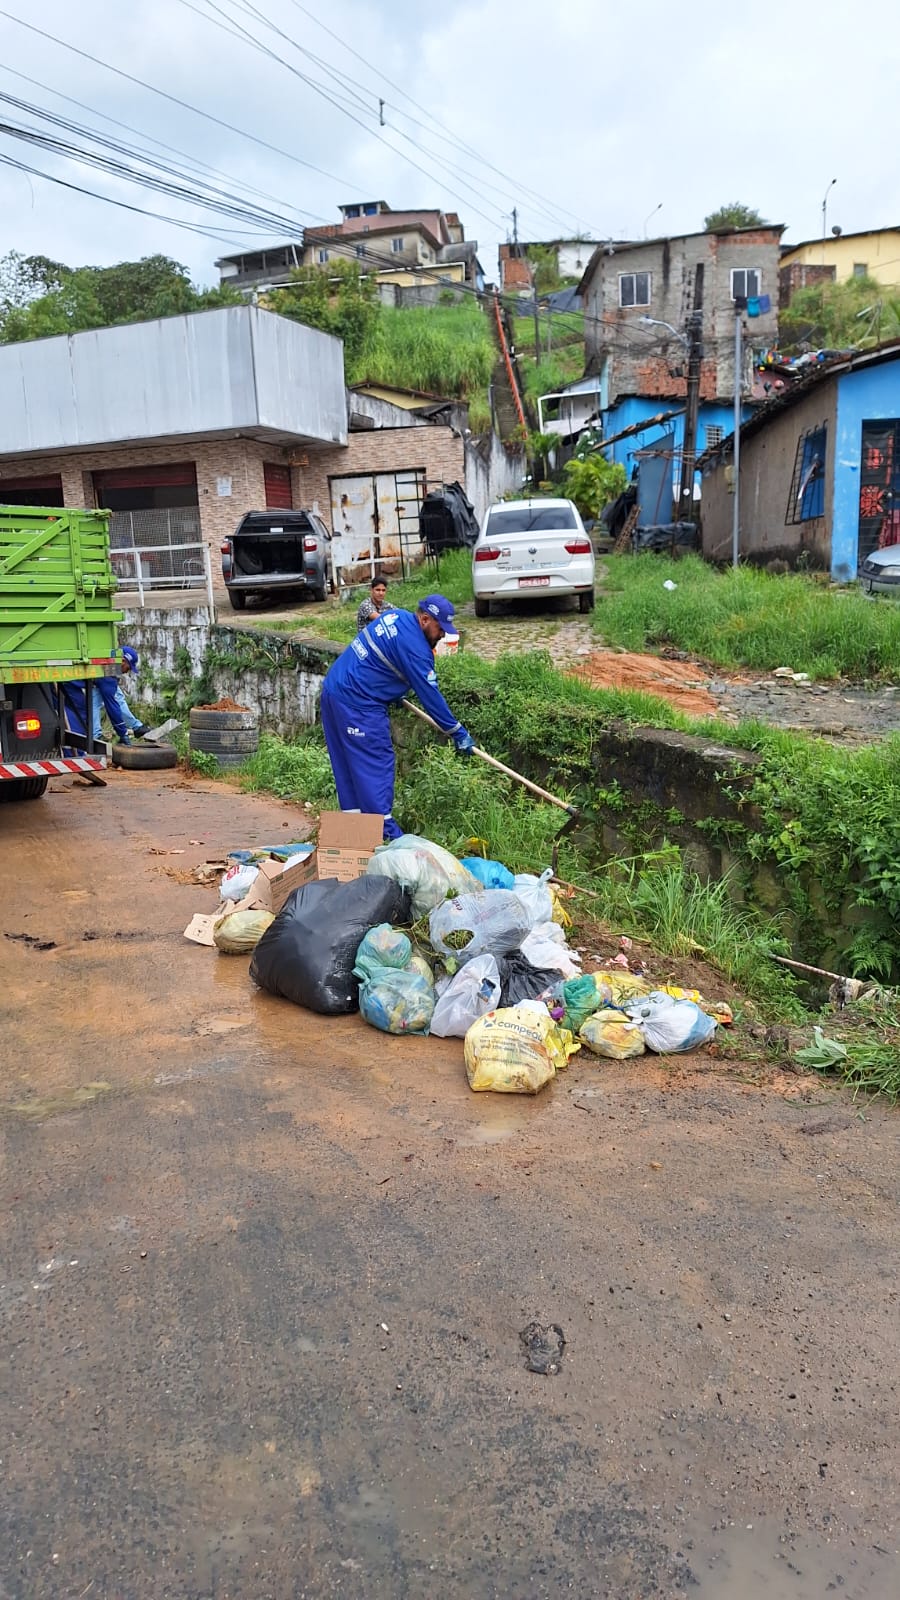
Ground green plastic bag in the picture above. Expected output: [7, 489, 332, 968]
[353, 924, 413, 983]
[561, 973, 613, 1033]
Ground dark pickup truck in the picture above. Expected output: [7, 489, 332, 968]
[221, 509, 332, 610]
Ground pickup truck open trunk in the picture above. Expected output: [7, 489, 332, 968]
[224, 511, 329, 603]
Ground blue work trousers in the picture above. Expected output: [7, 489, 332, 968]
[320, 686, 403, 841]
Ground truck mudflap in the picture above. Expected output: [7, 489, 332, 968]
[0, 756, 106, 780]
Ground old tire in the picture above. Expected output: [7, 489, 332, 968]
[474, 597, 490, 618]
[0, 775, 49, 801]
[578, 589, 595, 613]
[189, 706, 259, 769]
[228, 590, 248, 610]
[111, 743, 178, 770]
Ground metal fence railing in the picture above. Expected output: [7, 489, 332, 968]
[111, 540, 216, 613]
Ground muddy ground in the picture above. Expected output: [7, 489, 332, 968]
[2, 774, 898, 1599]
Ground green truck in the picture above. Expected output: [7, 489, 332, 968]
[0, 505, 122, 800]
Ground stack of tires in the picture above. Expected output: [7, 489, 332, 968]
[189, 704, 260, 769]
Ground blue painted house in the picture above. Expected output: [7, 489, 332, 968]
[699, 341, 900, 578]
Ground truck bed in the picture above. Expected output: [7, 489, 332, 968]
[0, 505, 122, 683]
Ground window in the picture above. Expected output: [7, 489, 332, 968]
[364, 202, 378, 215]
[487, 506, 578, 534]
[853, 262, 868, 278]
[731, 268, 761, 301]
[317, 248, 329, 264]
[619, 271, 651, 308]
[344, 204, 360, 219]
[786, 425, 827, 523]
[391, 237, 405, 253]
[705, 424, 724, 450]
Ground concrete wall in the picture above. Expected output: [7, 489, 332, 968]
[780, 231, 900, 289]
[0, 307, 346, 458]
[701, 384, 836, 565]
[291, 425, 467, 526]
[465, 431, 525, 524]
[603, 397, 749, 477]
[833, 362, 900, 580]
[583, 229, 782, 403]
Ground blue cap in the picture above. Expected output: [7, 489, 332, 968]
[122, 645, 139, 672]
[417, 594, 455, 633]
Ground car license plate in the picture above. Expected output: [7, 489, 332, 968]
[519, 576, 550, 587]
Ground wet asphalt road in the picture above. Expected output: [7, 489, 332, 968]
[1, 772, 899, 1599]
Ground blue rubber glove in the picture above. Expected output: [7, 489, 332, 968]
[453, 728, 475, 757]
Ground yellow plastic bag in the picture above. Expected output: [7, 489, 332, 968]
[213, 909, 275, 954]
[464, 1002, 580, 1094]
[593, 970, 655, 1007]
[579, 1009, 646, 1060]
[662, 983, 703, 1005]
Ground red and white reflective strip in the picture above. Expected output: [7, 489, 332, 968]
[0, 756, 107, 780]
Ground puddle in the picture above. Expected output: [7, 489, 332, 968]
[682, 1520, 897, 1598]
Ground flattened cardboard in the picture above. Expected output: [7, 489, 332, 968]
[184, 912, 220, 947]
[316, 811, 383, 882]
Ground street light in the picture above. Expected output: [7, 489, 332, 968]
[822, 178, 837, 239]
[639, 313, 688, 350]
[643, 203, 662, 238]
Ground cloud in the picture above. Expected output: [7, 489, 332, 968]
[0, 0, 895, 287]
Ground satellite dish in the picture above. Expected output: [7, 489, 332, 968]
[831, 225, 842, 237]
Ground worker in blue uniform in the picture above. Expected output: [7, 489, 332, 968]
[62, 676, 133, 746]
[320, 594, 474, 840]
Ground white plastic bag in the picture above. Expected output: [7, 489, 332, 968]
[624, 991, 717, 1054]
[429, 890, 533, 966]
[510, 869, 555, 926]
[220, 862, 260, 902]
[430, 954, 501, 1038]
[367, 835, 482, 918]
[519, 925, 582, 978]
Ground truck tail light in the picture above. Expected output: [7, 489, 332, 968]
[303, 537, 318, 552]
[14, 712, 42, 738]
[220, 540, 232, 555]
[564, 539, 592, 555]
[475, 546, 501, 562]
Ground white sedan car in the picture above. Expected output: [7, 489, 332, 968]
[472, 498, 595, 618]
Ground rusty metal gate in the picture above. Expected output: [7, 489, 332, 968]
[328, 469, 426, 586]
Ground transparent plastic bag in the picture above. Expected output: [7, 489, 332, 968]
[519, 926, 582, 977]
[464, 1001, 580, 1094]
[353, 923, 413, 983]
[213, 909, 274, 954]
[624, 991, 717, 1053]
[510, 869, 555, 926]
[360, 967, 435, 1035]
[219, 862, 259, 902]
[430, 954, 501, 1038]
[367, 835, 482, 918]
[579, 1009, 646, 1059]
[429, 890, 533, 966]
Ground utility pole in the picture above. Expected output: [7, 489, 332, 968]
[678, 262, 704, 523]
[532, 277, 541, 363]
[732, 301, 744, 568]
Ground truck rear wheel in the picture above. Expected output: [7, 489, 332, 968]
[0, 776, 49, 801]
[228, 590, 248, 610]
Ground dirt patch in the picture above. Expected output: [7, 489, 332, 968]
[195, 696, 250, 711]
[569, 649, 722, 715]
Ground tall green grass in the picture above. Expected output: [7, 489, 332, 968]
[351, 303, 495, 399]
[598, 554, 900, 680]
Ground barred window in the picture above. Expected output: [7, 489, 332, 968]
[786, 426, 827, 523]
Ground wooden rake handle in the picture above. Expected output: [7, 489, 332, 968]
[401, 698, 578, 817]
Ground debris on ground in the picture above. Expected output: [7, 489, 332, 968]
[520, 1321, 566, 1375]
[569, 650, 722, 716]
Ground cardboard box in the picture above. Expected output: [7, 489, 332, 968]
[183, 814, 383, 943]
[315, 812, 383, 882]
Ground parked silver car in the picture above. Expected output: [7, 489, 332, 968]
[860, 544, 900, 597]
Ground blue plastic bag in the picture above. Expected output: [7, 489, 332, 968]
[459, 857, 516, 891]
[360, 968, 435, 1034]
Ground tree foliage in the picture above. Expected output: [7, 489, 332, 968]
[780, 273, 900, 353]
[0, 252, 240, 343]
[561, 453, 627, 519]
[267, 261, 378, 368]
[704, 202, 767, 231]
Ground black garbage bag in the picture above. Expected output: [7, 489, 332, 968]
[497, 951, 562, 1007]
[250, 877, 411, 1014]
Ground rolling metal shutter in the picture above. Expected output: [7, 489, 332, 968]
[263, 463, 293, 509]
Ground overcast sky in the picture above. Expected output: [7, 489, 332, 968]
[0, 0, 893, 288]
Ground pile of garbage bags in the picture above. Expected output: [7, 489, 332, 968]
[245, 829, 728, 1092]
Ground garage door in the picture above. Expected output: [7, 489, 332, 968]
[329, 470, 425, 583]
[0, 473, 64, 507]
[263, 462, 293, 509]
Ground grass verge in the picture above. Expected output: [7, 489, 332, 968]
[597, 553, 900, 680]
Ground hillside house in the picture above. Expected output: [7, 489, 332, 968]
[779, 227, 900, 306]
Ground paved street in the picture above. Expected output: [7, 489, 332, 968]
[2, 774, 899, 1598]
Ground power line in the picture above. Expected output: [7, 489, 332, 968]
[283, 0, 597, 239]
